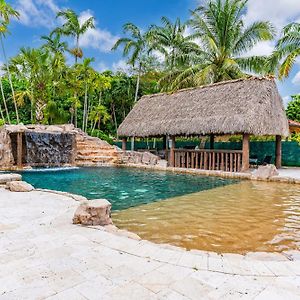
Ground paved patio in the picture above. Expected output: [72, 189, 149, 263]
[278, 167, 300, 180]
[1, 188, 300, 299]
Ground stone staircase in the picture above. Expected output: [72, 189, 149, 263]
[75, 132, 120, 166]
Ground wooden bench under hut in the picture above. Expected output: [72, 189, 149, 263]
[117, 77, 289, 172]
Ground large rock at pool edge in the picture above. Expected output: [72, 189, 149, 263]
[73, 199, 113, 226]
[6, 181, 34, 192]
[252, 164, 279, 180]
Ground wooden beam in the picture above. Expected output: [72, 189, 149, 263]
[131, 137, 134, 152]
[241, 133, 250, 172]
[122, 137, 127, 152]
[169, 136, 176, 167]
[17, 132, 23, 168]
[210, 134, 215, 149]
[275, 135, 282, 169]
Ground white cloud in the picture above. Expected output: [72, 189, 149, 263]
[243, 0, 300, 30]
[243, 41, 274, 57]
[97, 62, 109, 72]
[241, 0, 300, 59]
[15, 0, 59, 28]
[282, 95, 291, 107]
[79, 10, 119, 53]
[112, 59, 131, 73]
[292, 71, 300, 85]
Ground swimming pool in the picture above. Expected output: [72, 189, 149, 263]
[21, 167, 300, 253]
[21, 167, 238, 211]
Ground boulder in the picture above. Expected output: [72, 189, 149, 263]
[6, 181, 34, 192]
[73, 199, 112, 226]
[0, 174, 22, 184]
[142, 152, 152, 164]
[252, 164, 279, 180]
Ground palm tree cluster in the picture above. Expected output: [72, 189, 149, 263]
[0, 0, 299, 139]
[113, 0, 300, 92]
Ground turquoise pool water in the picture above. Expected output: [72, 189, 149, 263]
[21, 167, 239, 211]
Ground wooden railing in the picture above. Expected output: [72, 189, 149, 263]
[171, 149, 243, 172]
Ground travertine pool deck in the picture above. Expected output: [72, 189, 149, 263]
[1, 188, 300, 300]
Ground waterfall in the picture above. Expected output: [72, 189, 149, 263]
[24, 132, 75, 167]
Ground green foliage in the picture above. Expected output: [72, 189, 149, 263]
[87, 129, 113, 144]
[270, 23, 300, 79]
[159, 0, 275, 91]
[286, 95, 300, 122]
[0, 118, 4, 126]
[290, 133, 300, 144]
[0, 0, 296, 143]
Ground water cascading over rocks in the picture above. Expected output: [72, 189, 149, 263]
[25, 132, 75, 166]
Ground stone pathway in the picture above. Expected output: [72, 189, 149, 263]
[278, 168, 300, 180]
[1, 188, 300, 300]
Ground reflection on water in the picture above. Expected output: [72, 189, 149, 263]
[113, 181, 300, 254]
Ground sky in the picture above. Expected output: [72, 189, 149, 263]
[5, 0, 300, 106]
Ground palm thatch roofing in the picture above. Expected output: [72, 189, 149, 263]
[118, 77, 289, 138]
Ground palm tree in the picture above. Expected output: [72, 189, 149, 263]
[55, 9, 95, 64]
[161, 0, 275, 91]
[41, 31, 68, 56]
[76, 57, 95, 132]
[89, 104, 110, 133]
[112, 23, 149, 103]
[0, 0, 20, 123]
[270, 22, 300, 79]
[10, 47, 52, 122]
[148, 17, 198, 70]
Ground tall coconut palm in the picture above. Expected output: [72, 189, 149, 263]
[76, 57, 95, 132]
[0, 0, 20, 123]
[269, 22, 300, 79]
[162, 0, 275, 91]
[55, 9, 95, 64]
[41, 31, 68, 56]
[112, 23, 149, 103]
[148, 17, 198, 70]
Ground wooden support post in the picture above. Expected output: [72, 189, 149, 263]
[17, 132, 23, 168]
[275, 135, 282, 169]
[169, 136, 176, 167]
[131, 137, 135, 152]
[242, 133, 250, 172]
[122, 137, 127, 152]
[163, 136, 167, 150]
[210, 134, 215, 149]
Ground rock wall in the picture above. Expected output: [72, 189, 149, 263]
[0, 124, 120, 169]
[119, 150, 160, 166]
[0, 129, 14, 168]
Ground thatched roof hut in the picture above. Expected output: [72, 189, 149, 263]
[118, 77, 289, 138]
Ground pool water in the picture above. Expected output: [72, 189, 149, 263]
[21, 167, 300, 253]
[114, 180, 300, 253]
[21, 167, 238, 211]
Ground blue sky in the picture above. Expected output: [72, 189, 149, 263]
[5, 0, 300, 105]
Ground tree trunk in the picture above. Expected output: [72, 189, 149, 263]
[134, 63, 142, 103]
[35, 99, 44, 123]
[0, 77, 10, 124]
[82, 82, 88, 131]
[0, 36, 19, 123]
[112, 103, 118, 139]
[85, 95, 90, 133]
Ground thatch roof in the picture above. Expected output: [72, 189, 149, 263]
[118, 77, 289, 138]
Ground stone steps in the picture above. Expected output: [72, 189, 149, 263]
[74, 133, 119, 166]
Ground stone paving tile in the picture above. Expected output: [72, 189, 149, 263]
[1, 188, 300, 299]
[73, 275, 118, 299]
[45, 288, 88, 300]
[170, 277, 216, 300]
[156, 288, 191, 300]
[102, 282, 158, 300]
